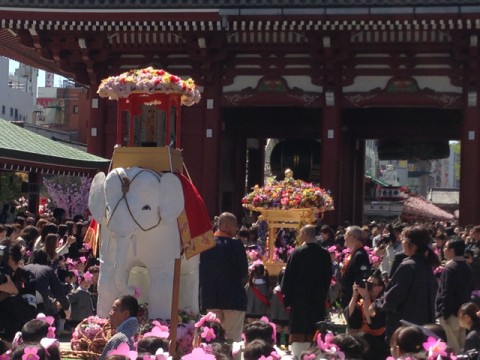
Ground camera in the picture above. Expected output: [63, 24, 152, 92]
[356, 278, 367, 289]
[315, 320, 337, 334]
[456, 349, 478, 360]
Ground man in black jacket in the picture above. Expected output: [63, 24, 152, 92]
[436, 238, 474, 353]
[200, 212, 248, 342]
[24, 250, 70, 316]
[282, 225, 332, 357]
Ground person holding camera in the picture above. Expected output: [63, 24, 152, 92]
[346, 270, 388, 360]
[0, 243, 37, 341]
[340, 226, 371, 308]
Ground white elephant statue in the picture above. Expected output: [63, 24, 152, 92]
[88, 167, 200, 320]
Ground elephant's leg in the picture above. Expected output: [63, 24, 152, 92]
[113, 237, 136, 296]
[97, 226, 121, 317]
[147, 262, 176, 320]
[96, 264, 120, 318]
[179, 256, 200, 314]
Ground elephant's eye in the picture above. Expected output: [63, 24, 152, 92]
[142, 205, 151, 210]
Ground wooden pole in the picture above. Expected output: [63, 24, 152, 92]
[168, 258, 181, 356]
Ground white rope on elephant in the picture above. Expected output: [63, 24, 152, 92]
[167, 143, 173, 173]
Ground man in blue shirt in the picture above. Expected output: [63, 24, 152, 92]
[99, 295, 139, 360]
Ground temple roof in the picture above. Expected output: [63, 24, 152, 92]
[0, 119, 110, 176]
[0, 0, 479, 8]
[0, 0, 478, 86]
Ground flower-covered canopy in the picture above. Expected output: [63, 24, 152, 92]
[97, 67, 201, 106]
[242, 170, 334, 212]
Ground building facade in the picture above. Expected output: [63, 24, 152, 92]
[0, 57, 37, 123]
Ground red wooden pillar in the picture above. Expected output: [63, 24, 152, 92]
[200, 82, 222, 218]
[320, 93, 342, 226]
[87, 88, 107, 157]
[460, 102, 480, 225]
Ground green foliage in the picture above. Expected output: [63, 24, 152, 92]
[0, 171, 26, 208]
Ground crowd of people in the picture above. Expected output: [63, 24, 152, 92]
[1, 207, 480, 360]
[0, 208, 99, 342]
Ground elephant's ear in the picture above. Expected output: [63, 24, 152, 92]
[89, 172, 107, 221]
[159, 173, 185, 224]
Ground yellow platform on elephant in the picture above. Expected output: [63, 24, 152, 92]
[111, 147, 184, 174]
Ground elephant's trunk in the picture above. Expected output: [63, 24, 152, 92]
[113, 234, 133, 294]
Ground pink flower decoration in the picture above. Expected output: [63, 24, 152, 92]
[143, 325, 169, 339]
[249, 259, 264, 271]
[260, 316, 277, 342]
[302, 354, 316, 360]
[328, 246, 337, 253]
[259, 352, 281, 360]
[0, 350, 11, 360]
[47, 326, 56, 338]
[83, 271, 94, 282]
[181, 348, 215, 360]
[108, 342, 138, 360]
[83, 243, 91, 250]
[423, 336, 448, 357]
[40, 338, 60, 350]
[316, 331, 343, 359]
[194, 312, 221, 328]
[154, 348, 170, 360]
[40, 338, 60, 356]
[79, 256, 87, 263]
[200, 326, 216, 342]
[36, 313, 55, 326]
[22, 347, 39, 360]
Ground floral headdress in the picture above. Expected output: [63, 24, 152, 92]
[315, 331, 345, 360]
[194, 312, 221, 328]
[108, 342, 138, 360]
[36, 314, 56, 338]
[258, 351, 281, 360]
[199, 327, 216, 342]
[0, 351, 11, 360]
[181, 348, 216, 360]
[422, 337, 448, 360]
[249, 259, 264, 271]
[143, 324, 170, 339]
[259, 316, 277, 343]
[21, 346, 40, 360]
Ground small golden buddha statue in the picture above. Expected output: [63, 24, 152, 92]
[284, 168, 294, 180]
